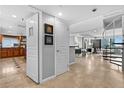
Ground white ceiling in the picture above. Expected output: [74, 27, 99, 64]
[0, 5, 124, 36]
[35, 5, 124, 25]
[0, 5, 35, 35]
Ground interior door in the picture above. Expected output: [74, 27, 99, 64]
[55, 18, 69, 76]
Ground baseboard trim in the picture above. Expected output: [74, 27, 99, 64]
[69, 62, 75, 65]
[41, 75, 55, 83]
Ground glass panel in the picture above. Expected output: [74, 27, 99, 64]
[102, 16, 123, 67]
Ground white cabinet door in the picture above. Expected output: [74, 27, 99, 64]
[55, 18, 69, 76]
[26, 13, 39, 83]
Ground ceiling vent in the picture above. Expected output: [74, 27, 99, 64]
[92, 8, 97, 12]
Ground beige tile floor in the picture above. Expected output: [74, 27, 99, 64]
[0, 54, 124, 88]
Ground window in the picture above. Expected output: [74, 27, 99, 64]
[114, 35, 123, 43]
[2, 37, 19, 48]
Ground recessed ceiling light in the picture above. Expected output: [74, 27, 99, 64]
[9, 26, 12, 28]
[58, 12, 62, 16]
[12, 14, 17, 18]
[94, 30, 97, 32]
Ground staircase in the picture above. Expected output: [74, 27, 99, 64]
[102, 15, 124, 71]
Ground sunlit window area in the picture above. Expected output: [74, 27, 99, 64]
[2, 36, 19, 48]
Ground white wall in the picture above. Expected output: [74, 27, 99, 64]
[26, 11, 69, 84]
[69, 16, 103, 34]
[26, 13, 39, 83]
[42, 12, 55, 80]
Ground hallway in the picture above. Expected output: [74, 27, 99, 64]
[0, 54, 124, 88]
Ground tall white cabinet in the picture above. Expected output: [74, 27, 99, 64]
[26, 12, 69, 83]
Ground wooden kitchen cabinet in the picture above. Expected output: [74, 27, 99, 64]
[0, 47, 26, 58]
